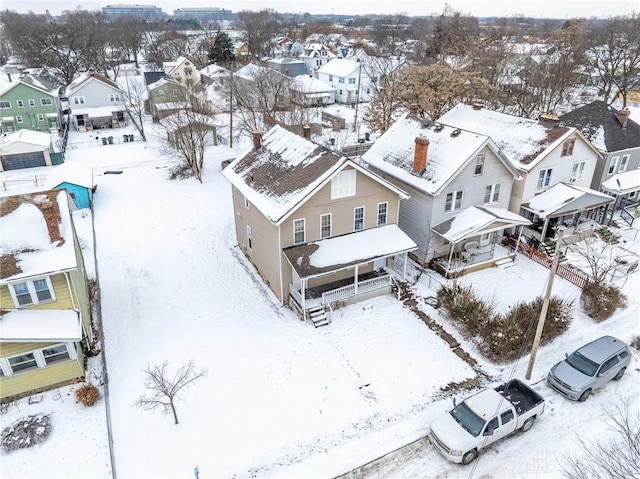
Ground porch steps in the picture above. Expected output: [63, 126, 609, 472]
[308, 305, 330, 328]
[543, 241, 567, 262]
[495, 257, 515, 269]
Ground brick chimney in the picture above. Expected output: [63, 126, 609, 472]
[413, 136, 430, 174]
[252, 131, 261, 150]
[40, 196, 62, 243]
[409, 103, 419, 115]
[303, 124, 311, 139]
[616, 107, 631, 128]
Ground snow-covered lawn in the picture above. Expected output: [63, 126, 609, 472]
[1, 124, 639, 479]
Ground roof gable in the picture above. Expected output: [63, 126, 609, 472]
[65, 71, 123, 97]
[317, 59, 359, 77]
[1, 74, 59, 97]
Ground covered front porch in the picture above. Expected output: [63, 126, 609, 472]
[601, 169, 640, 227]
[430, 205, 531, 278]
[282, 224, 416, 326]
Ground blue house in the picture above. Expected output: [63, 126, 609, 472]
[45, 163, 94, 209]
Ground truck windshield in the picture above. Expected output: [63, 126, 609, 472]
[566, 351, 599, 377]
[450, 403, 485, 437]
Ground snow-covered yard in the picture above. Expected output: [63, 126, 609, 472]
[1, 123, 639, 479]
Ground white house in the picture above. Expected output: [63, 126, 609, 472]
[64, 71, 126, 131]
[314, 59, 372, 104]
[162, 57, 201, 88]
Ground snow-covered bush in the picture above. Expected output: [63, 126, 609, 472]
[75, 383, 100, 407]
[436, 284, 494, 337]
[581, 282, 626, 322]
[1, 414, 52, 453]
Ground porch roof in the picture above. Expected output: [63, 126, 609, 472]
[431, 205, 531, 244]
[0, 309, 82, 342]
[72, 105, 125, 118]
[601, 169, 640, 196]
[283, 224, 416, 279]
[521, 182, 614, 219]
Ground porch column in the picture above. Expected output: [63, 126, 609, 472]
[354, 265, 359, 295]
[301, 278, 306, 316]
[540, 218, 549, 243]
[403, 253, 408, 280]
[515, 225, 524, 258]
[447, 244, 455, 272]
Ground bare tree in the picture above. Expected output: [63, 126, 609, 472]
[236, 9, 281, 59]
[371, 15, 410, 56]
[121, 73, 147, 141]
[363, 56, 407, 133]
[135, 360, 207, 425]
[562, 398, 640, 479]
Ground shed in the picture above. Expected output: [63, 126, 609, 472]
[45, 163, 94, 209]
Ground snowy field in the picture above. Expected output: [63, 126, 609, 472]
[1, 122, 639, 479]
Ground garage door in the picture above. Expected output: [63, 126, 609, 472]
[1, 151, 46, 170]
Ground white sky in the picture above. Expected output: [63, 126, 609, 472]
[3, 0, 637, 18]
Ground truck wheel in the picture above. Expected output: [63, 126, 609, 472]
[461, 449, 478, 465]
[614, 368, 626, 381]
[578, 389, 591, 402]
[521, 417, 535, 432]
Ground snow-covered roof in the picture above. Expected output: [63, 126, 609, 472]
[362, 113, 518, 196]
[65, 71, 123, 97]
[0, 309, 82, 342]
[0, 130, 52, 148]
[439, 104, 574, 170]
[72, 105, 125, 117]
[601, 169, 640, 195]
[282, 224, 416, 279]
[431, 206, 531, 244]
[0, 74, 60, 97]
[521, 183, 614, 219]
[45, 162, 93, 190]
[160, 111, 218, 131]
[317, 59, 359, 77]
[223, 125, 407, 225]
[0, 190, 78, 281]
[200, 64, 230, 77]
[290, 75, 335, 94]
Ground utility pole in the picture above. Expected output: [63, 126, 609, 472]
[525, 232, 563, 380]
[352, 58, 362, 133]
[229, 66, 233, 148]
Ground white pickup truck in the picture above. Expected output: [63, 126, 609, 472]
[428, 379, 545, 465]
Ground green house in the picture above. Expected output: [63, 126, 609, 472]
[0, 75, 62, 134]
[0, 189, 93, 401]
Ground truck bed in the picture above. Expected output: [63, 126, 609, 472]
[495, 379, 544, 415]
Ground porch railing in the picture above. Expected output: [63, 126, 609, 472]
[321, 274, 390, 305]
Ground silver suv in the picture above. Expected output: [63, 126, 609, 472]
[547, 336, 631, 402]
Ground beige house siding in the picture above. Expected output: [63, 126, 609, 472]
[0, 342, 84, 400]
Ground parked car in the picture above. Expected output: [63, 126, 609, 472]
[547, 335, 631, 402]
[429, 379, 545, 465]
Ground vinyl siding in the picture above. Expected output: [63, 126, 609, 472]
[0, 273, 73, 310]
[0, 357, 84, 400]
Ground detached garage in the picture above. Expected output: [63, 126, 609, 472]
[0, 130, 56, 172]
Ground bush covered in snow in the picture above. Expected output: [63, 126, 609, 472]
[75, 383, 100, 407]
[581, 282, 626, 322]
[437, 285, 573, 363]
[1, 414, 52, 453]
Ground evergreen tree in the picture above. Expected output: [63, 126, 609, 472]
[207, 29, 235, 66]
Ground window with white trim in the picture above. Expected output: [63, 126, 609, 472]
[9, 277, 55, 307]
[73, 96, 86, 105]
[37, 113, 45, 121]
[108, 93, 121, 102]
[17, 100, 24, 108]
[1, 343, 75, 376]
[28, 99, 36, 107]
[354, 206, 364, 231]
[41, 98, 53, 106]
[474, 154, 485, 176]
[445, 190, 463, 212]
[561, 139, 576, 156]
[484, 183, 501, 203]
[377, 202, 388, 226]
[293, 218, 305, 244]
[339, 77, 345, 83]
[537, 168, 553, 189]
[608, 156, 619, 175]
[0, 101, 11, 108]
[246, 225, 253, 250]
[571, 161, 585, 181]
[618, 155, 629, 173]
[328, 75, 333, 82]
[349, 78, 356, 84]
[331, 169, 356, 199]
[320, 214, 331, 239]
[16, 115, 23, 123]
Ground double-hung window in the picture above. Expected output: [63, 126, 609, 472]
[73, 96, 85, 105]
[246, 225, 253, 250]
[320, 214, 331, 238]
[41, 98, 53, 106]
[9, 278, 54, 307]
[293, 219, 305, 244]
[354, 207, 364, 231]
[17, 100, 24, 108]
[608, 156, 619, 175]
[37, 113, 45, 121]
[331, 170, 356, 199]
[0, 101, 11, 109]
[8, 353, 38, 373]
[484, 183, 501, 203]
[377, 202, 388, 226]
[445, 191, 463, 212]
[2, 343, 75, 376]
[474, 154, 485, 175]
[537, 168, 553, 189]
[348, 78, 356, 84]
[108, 93, 121, 102]
[28, 99, 36, 107]
[618, 155, 629, 173]
[42, 344, 71, 365]
[571, 161, 585, 181]
[561, 139, 575, 156]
